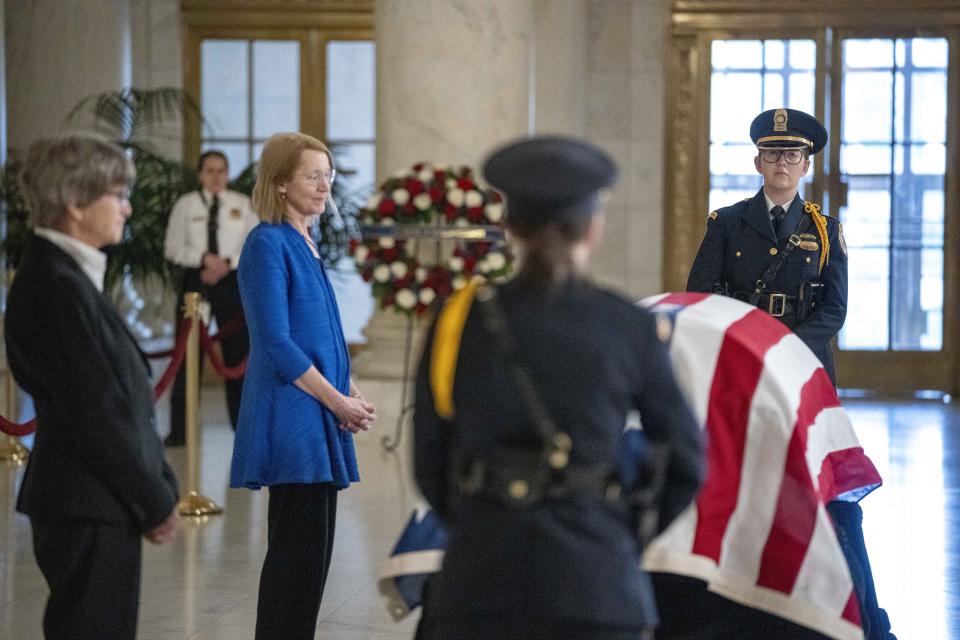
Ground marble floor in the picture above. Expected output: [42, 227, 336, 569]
[0, 380, 958, 639]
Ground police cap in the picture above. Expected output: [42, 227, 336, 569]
[750, 108, 827, 155]
[482, 136, 618, 225]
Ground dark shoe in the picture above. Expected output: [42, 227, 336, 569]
[163, 435, 185, 447]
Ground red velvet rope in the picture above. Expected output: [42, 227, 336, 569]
[143, 316, 194, 359]
[199, 323, 247, 381]
[0, 415, 37, 437]
[152, 318, 193, 401]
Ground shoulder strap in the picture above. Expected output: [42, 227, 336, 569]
[430, 278, 483, 420]
[752, 214, 810, 298]
[804, 201, 830, 274]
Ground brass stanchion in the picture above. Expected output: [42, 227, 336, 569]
[0, 364, 29, 465]
[177, 292, 222, 516]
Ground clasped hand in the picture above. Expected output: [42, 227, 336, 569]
[336, 393, 377, 433]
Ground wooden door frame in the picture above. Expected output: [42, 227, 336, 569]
[664, 1, 960, 391]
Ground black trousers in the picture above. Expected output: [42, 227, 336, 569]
[256, 483, 338, 640]
[169, 269, 248, 440]
[31, 518, 142, 640]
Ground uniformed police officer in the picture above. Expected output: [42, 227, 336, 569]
[163, 150, 259, 445]
[687, 107, 847, 384]
[413, 136, 705, 640]
[684, 110, 895, 640]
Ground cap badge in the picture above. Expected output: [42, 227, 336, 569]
[774, 109, 788, 132]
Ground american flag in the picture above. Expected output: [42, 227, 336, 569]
[380, 293, 882, 640]
[644, 292, 881, 640]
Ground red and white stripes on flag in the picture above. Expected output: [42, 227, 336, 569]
[642, 293, 882, 640]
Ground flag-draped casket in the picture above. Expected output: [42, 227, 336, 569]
[380, 293, 881, 640]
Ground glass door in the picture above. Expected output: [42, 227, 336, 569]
[833, 36, 951, 389]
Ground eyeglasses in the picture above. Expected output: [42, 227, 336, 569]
[106, 188, 131, 204]
[297, 170, 337, 186]
[759, 148, 806, 165]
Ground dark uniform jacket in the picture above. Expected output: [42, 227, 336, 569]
[686, 189, 848, 383]
[5, 235, 178, 529]
[413, 277, 704, 631]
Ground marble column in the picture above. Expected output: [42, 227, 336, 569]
[357, 0, 537, 380]
[5, 0, 132, 155]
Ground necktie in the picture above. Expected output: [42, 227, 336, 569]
[771, 205, 785, 236]
[207, 195, 220, 255]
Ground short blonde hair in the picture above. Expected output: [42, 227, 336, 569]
[252, 132, 333, 224]
[19, 134, 135, 228]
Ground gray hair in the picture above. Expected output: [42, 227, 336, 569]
[19, 134, 135, 228]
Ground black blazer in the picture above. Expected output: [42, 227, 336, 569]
[414, 278, 704, 630]
[5, 235, 178, 530]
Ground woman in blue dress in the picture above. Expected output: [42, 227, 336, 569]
[230, 132, 377, 640]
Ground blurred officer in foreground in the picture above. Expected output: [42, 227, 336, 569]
[687, 108, 846, 384]
[7, 134, 179, 639]
[686, 109, 894, 640]
[413, 136, 705, 640]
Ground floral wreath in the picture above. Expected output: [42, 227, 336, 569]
[351, 162, 512, 315]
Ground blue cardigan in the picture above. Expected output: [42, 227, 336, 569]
[230, 221, 359, 489]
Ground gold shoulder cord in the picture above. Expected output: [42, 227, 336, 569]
[804, 201, 830, 274]
[430, 278, 483, 419]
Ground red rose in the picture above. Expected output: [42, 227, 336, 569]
[349, 238, 359, 251]
[429, 186, 444, 203]
[403, 203, 416, 214]
[415, 302, 428, 315]
[489, 190, 503, 203]
[443, 202, 458, 220]
[463, 255, 477, 273]
[382, 248, 399, 262]
[361, 268, 373, 282]
[467, 206, 484, 222]
[408, 180, 424, 195]
[457, 178, 475, 190]
[434, 170, 446, 182]
[413, 162, 425, 172]
[378, 199, 397, 216]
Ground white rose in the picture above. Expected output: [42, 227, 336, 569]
[445, 178, 457, 190]
[452, 276, 467, 291]
[395, 288, 417, 310]
[413, 192, 433, 211]
[465, 190, 483, 208]
[380, 217, 395, 226]
[365, 193, 382, 210]
[446, 188, 465, 207]
[418, 168, 434, 182]
[455, 217, 470, 227]
[419, 287, 437, 305]
[378, 236, 396, 249]
[392, 168, 408, 179]
[485, 202, 504, 223]
[477, 258, 490, 274]
[448, 256, 464, 272]
[486, 251, 506, 271]
[392, 188, 410, 206]
[390, 261, 408, 279]
[373, 264, 391, 283]
[353, 245, 369, 264]
[415, 267, 428, 283]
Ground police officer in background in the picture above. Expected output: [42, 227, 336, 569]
[685, 109, 894, 640]
[687, 108, 847, 384]
[413, 137, 704, 639]
[163, 150, 258, 446]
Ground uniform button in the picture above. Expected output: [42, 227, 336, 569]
[770, 247, 778, 256]
[806, 257, 811, 263]
[735, 251, 742, 257]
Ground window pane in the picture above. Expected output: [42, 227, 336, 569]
[912, 38, 948, 68]
[326, 41, 376, 140]
[788, 73, 815, 114]
[201, 40, 249, 138]
[789, 40, 816, 70]
[910, 143, 946, 175]
[911, 72, 946, 143]
[331, 142, 375, 196]
[764, 40, 784, 69]
[203, 141, 249, 180]
[762, 72, 784, 110]
[844, 181, 891, 247]
[252, 40, 300, 138]
[711, 73, 762, 142]
[712, 40, 763, 70]
[843, 72, 893, 143]
[710, 144, 758, 175]
[841, 144, 892, 175]
[845, 39, 894, 69]
[891, 248, 943, 350]
[839, 247, 890, 350]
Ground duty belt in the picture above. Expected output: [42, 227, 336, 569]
[733, 291, 796, 317]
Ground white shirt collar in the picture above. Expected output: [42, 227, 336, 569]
[202, 188, 225, 204]
[33, 227, 108, 292]
[763, 190, 796, 214]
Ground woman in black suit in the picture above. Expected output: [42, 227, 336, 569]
[6, 134, 179, 640]
[413, 137, 705, 639]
